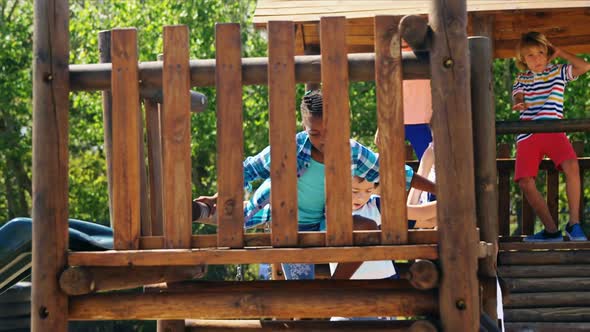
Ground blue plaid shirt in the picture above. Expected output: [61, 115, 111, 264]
[242, 131, 413, 228]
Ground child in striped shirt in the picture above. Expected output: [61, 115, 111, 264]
[512, 31, 590, 242]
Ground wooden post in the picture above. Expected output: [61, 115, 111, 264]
[32, 0, 70, 331]
[522, 196, 535, 235]
[268, 21, 298, 247]
[98, 30, 114, 227]
[469, 36, 498, 322]
[374, 15, 407, 245]
[215, 23, 244, 248]
[144, 98, 164, 235]
[573, 141, 585, 222]
[497, 143, 511, 236]
[158, 25, 192, 332]
[161, 25, 192, 249]
[320, 17, 353, 246]
[428, 0, 480, 330]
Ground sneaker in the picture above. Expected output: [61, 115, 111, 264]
[523, 229, 563, 242]
[565, 223, 588, 241]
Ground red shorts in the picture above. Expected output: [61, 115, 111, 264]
[514, 133, 577, 182]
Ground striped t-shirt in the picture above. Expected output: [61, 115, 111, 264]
[512, 64, 577, 142]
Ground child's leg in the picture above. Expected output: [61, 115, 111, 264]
[515, 135, 558, 233]
[518, 177, 558, 232]
[560, 159, 581, 224]
[546, 134, 580, 225]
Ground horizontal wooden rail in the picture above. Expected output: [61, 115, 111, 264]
[504, 307, 590, 322]
[68, 280, 437, 320]
[497, 119, 590, 135]
[505, 291, 590, 308]
[505, 322, 590, 332]
[184, 319, 437, 332]
[68, 244, 438, 266]
[69, 52, 430, 91]
[139, 229, 438, 249]
[499, 250, 590, 265]
[499, 265, 590, 278]
[499, 241, 590, 251]
[504, 277, 590, 293]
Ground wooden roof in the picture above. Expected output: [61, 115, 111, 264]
[254, 1, 590, 58]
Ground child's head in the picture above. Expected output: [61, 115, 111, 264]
[352, 176, 377, 211]
[301, 90, 325, 153]
[515, 31, 555, 73]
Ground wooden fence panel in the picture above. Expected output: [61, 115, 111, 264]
[216, 23, 245, 248]
[320, 17, 353, 246]
[162, 25, 192, 249]
[374, 15, 407, 245]
[268, 21, 298, 247]
[111, 28, 141, 250]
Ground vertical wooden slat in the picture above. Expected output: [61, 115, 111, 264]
[32, 0, 69, 330]
[320, 17, 353, 247]
[268, 21, 298, 247]
[111, 28, 141, 250]
[522, 193, 535, 235]
[374, 15, 407, 245]
[139, 109, 152, 236]
[216, 23, 244, 248]
[547, 168, 559, 226]
[98, 30, 114, 228]
[429, 0, 480, 330]
[162, 25, 192, 249]
[144, 99, 164, 236]
[497, 144, 511, 236]
[469, 36, 498, 322]
[159, 25, 192, 332]
[573, 141, 585, 222]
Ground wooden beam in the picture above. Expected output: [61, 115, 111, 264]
[506, 291, 590, 308]
[184, 319, 437, 332]
[499, 250, 590, 265]
[499, 240, 590, 251]
[68, 280, 438, 320]
[215, 23, 244, 248]
[69, 52, 431, 91]
[267, 21, 298, 247]
[32, 0, 70, 331]
[58, 266, 206, 296]
[429, 0, 480, 330]
[321, 16, 353, 246]
[499, 265, 590, 278]
[161, 25, 192, 249]
[98, 30, 114, 228]
[497, 119, 590, 135]
[375, 15, 407, 245]
[469, 36, 498, 322]
[139, 229, 439, 249]
[505, 322, 590, 332]
[68, 244, 439, 266]
[111, 28, 141, 250]
[504, 277, 590, 293]
[504, 307, 590, 322]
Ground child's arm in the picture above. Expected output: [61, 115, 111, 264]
[512, 92, 527, 112]
[552, 46, 590, 77]
[410, 173, 435, 194]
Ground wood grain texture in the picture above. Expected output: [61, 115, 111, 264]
[374, 15, 407, 245]
[428, 0, 480, 330]
[98, 30, 114, 227]
[215, 23, 245, 248]
[139, 229, 439, 249]
[69, 281, 437, 320]
[111, 28, 141, 250]
[267, 21, 298, 247]
[143, 99, 164, 236]
[162, 25, 192, 249]
[68, 244, 438, 266]
[320, 16, 353, 246]
[497, 143, 511, 236]
[32, 0, 70, 330]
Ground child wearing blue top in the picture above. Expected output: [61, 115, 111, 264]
[194, 90, 432, 279]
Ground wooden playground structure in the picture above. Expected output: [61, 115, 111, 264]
[31, 0, 590, 331]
